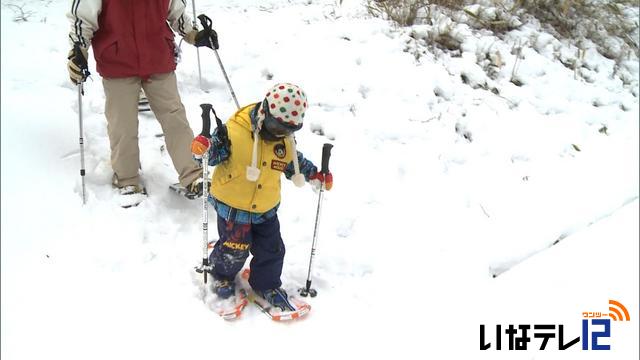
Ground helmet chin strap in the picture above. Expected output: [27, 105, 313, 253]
[246, 102, 304, 187]
[246, 116, 263, 182]
[289, 135, 305, 187]
[258, 125, 281, 142]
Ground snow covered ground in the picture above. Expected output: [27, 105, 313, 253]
[1, 0, 638, 359]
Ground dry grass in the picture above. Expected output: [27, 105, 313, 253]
[511, 0, 639, 58]
[368, 0, 639, 61]
[366, 0, 467, 26]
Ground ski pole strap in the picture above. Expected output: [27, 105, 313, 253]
[320, 143, 333, 175]
[210, 107, 231, 149]
[212, 107, 223, 129]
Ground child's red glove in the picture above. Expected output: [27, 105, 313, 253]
[191, 135, 210, 159]
[309, 172, 333, 191]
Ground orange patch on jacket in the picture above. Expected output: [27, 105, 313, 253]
[271, 160, 287, 172]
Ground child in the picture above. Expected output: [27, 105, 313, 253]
[191, 83, 333, 310]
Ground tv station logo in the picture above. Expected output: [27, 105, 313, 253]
[480, 299, 631, 351]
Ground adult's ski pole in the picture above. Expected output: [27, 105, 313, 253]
[77, 83, 86, 205]
[299, 143, 333, 297]
[73, 42, 90, 205]
[190, 0, 203, 89]
[197, 14, 240, 109]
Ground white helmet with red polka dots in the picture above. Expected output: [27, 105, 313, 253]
[259, 83, 308, 135]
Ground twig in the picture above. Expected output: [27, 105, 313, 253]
[479, 203, 491, 218]
[5, 3, 34, 22]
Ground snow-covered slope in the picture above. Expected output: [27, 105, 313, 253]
[1, 1, 638, 359]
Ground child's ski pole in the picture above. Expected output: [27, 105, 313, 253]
[299, 143, 333, 297]
[195, 104, 212, 283]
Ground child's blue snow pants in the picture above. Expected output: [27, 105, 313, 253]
[209, 214, 285, 291]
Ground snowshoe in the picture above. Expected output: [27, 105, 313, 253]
[169, 178, 209, 199]
[201, 274, 248, 320]
[240, 269, 311, 321]
[117, 185, 147, 208]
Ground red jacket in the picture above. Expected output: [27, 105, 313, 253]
[91, 0, 176, 79]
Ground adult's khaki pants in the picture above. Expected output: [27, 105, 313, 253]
[103, 72, 201, 187]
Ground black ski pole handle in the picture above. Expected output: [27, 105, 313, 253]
[199, 103, 212, 138]
[197, 14, 218, 50]
[197, 14, 213, 32]
[321, 143, 333, 175]
[73, 42, 90, 80]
